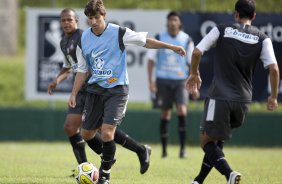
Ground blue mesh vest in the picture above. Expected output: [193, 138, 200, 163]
[81, 23, 128, 88]
[156, 31, 190, 80]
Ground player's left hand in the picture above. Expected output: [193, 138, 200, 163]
[266, 96, 278, 111]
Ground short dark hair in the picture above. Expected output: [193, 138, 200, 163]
[167, 11, 180, 20]
[235, 0, 256, 19]
[60, 8, 78, 20]
[84, 0, 106, 17]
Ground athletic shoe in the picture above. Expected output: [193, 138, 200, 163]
[97, 177, 110, 184]
[138, 145, 151, 174]
[227, 171, 241, 184]
[162, 151, 168, 158]
[179, 149, 187, 159]
[191, 181, 200, 184]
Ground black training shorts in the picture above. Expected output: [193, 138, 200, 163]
[156, 78, 188, 110]
[82, 85, 129, 130]
[200, 98, 249, 140]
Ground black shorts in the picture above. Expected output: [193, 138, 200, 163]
[200, 98, 249, 140]
[156, 79, 188, 110]
[67, 90, 86, 114]
[82, 85, 129, 130]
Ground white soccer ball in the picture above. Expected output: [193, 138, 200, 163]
[74, 162, 99, 184]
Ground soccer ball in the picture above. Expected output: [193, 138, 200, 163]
[74, 162, 99, 184]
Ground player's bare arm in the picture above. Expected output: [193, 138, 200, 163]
[147, 59, 157, 93]
[267, 63, 280, 111]
[68, 72, 88, 108]
[186, 48, 202, 95]
[47, 68, 71, 95]
[144, 38, 186, 56]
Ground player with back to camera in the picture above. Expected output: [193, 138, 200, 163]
[68, 0, 186, 183]
[147, 11, 196, 159]
[187, 0, 280, 183]
[47, 8, 152, 176]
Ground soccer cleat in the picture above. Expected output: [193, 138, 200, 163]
[227, 171, 241, 184]
[162, 151, 168, 158]
[191, 181, 200, 184]
[97, 176, 110, 184]
[138, 145, 152, 174]
[179, 149, 187, 159]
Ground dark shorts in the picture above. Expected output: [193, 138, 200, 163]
[200, 98, 249, 140]
[82, 85, 129, 130]
[67, 90, 86, 114]
[156, 79, 188, 109]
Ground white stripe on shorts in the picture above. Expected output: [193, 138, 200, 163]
[122, 94, 129, 115]
[206, 99, 215, 121]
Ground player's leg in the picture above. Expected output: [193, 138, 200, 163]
[64, 113, 87, 164]
[98, 123, 117, 183]
[160, 109, 171, 158]
[65, 91, 89, 164]
[193, 140, 224, 184]
[85, 132, 103, 156]
[201, 133, 232, 180]
[157, 80, 173, 158]
[226, 102, 248, 184]
[175, 80, 188, 158]
[98, 92, 129, 183]
[199, 99, 235, 181]
[114, 128, 151, 174]
[64, 92, 91, 177]
[81, 93, 103, 156]
[176, 104, 187, 158]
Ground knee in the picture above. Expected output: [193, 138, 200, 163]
[81, 130, 94, 141]
[100, 126, 115, 142]
[101, 130, 114, 142]
[200, 132, 216, 149]
[200, 141, 206, 149]
[161, 110, 171, 120]
[176, 105, 187, 116]
[63, 121, 78, 136]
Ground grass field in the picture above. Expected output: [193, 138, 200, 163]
[0, 142, 281, 184]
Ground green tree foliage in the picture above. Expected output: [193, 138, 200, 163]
[20, 0, 282, 12]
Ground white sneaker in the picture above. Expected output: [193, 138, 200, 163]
[227, 171, 241, 184]
[191, 181, 200, 184]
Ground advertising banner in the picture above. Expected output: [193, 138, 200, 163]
[25, 9, 282, 102]
[25, 9, 168, 101]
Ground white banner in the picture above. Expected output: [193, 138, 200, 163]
[25, 8, 168, 102]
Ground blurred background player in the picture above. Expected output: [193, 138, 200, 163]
[47, 8, 151, 176]
[187, 0, 280, 183]
[146, 11, 195, 158]
[68, 0, 186, 183]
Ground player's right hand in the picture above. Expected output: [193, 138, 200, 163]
[47, 81, 57, 95]
[68, 94, 77, 108]
[191, 89, 200, 100]
[186, 74, 202, 94]
[149, 82, 157, 93]
[266, 96, 278, 111]
[173, 45, 186, 57]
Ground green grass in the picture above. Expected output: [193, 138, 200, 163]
[0, 142, 281, 184]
